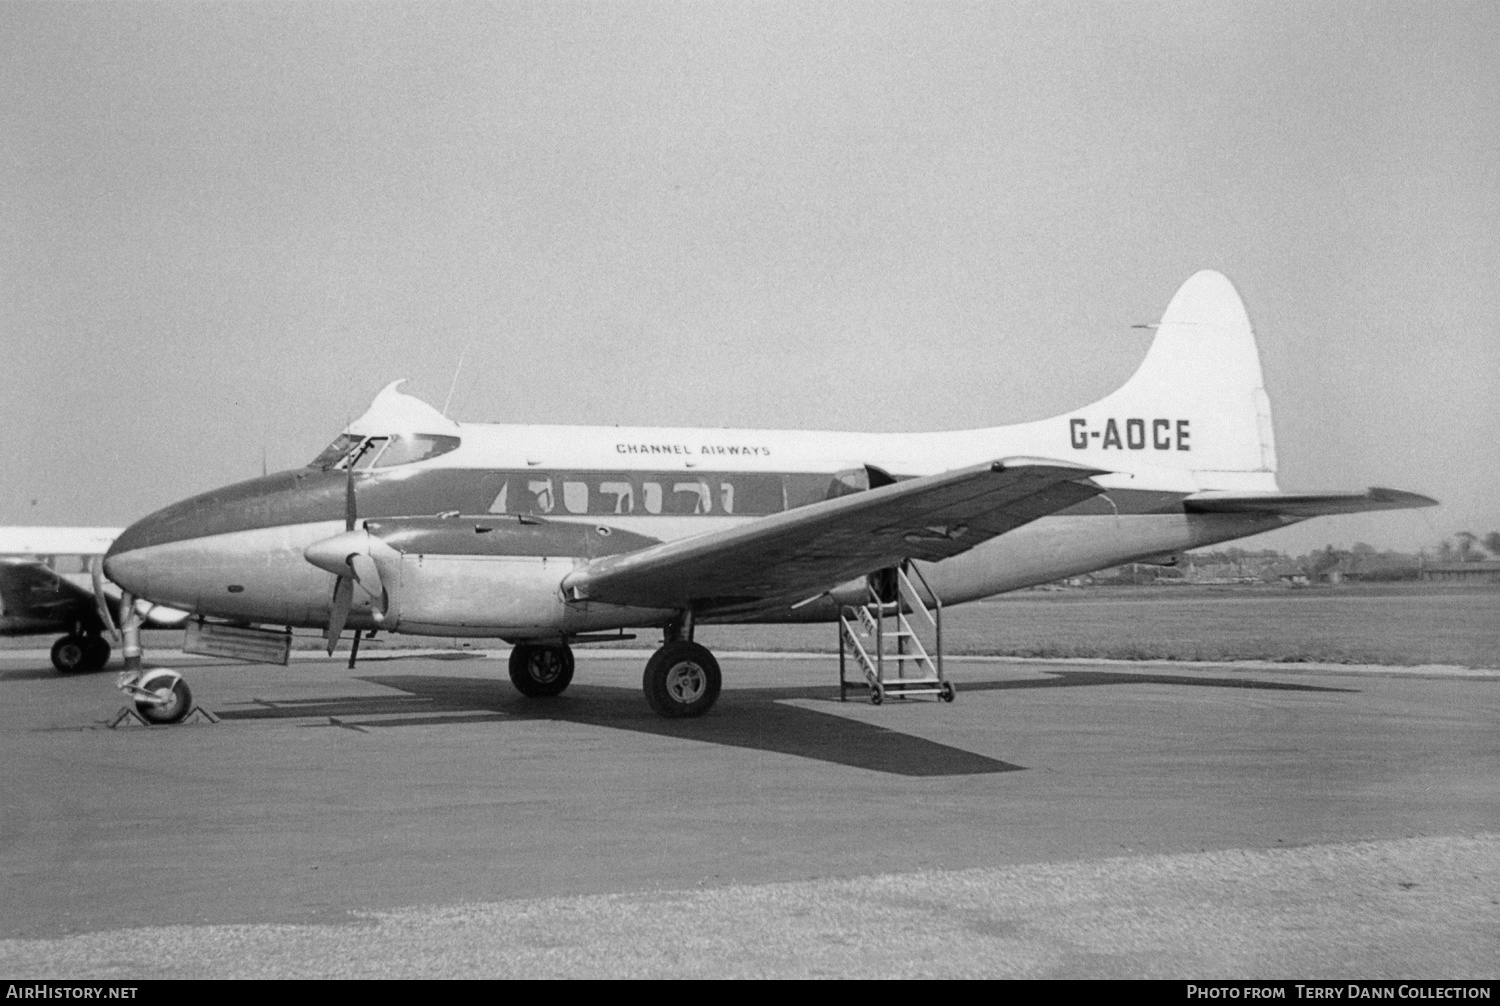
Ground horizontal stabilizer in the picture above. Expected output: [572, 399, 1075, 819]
[1183, 487, 1437, 517]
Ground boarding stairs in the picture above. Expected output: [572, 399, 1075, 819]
[838, 561, 954, 705]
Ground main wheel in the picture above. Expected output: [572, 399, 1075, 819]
[50, 635, 88, 674]
[642, 641, 721, 718]
[508, 643, 575, 697]
[136, 671, 193, 725]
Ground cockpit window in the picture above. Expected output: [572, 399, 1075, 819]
[311, 435, 362, 470]
[309, 433, 460, 471]
[371, 434, 461, 468]
[349, 437, 389, 470]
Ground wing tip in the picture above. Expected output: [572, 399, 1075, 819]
[1368, 487, 1440, 508]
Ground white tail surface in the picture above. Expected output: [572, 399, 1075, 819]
[1003, 270, 1280, 493]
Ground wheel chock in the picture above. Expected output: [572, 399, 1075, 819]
[107, 707, 153, 729]
[106, 705, 220, 728]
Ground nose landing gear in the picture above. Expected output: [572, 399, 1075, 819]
[123, 668, 194, 724]
[100, 583, 195, 725]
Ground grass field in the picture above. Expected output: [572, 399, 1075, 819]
[6, 584, 1494, 669]
[690, 583, 1500, 669]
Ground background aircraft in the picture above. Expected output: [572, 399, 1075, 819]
[0, 526, 189, 672]
[101, 271, 1436, 723]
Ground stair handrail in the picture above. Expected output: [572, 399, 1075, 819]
[901, 561, 944, 680]
[839, 607, 878, 678]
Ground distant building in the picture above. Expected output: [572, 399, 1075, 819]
[1419, 560, 1500, 583]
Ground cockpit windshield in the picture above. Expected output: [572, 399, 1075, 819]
[309, 433, 460, 471]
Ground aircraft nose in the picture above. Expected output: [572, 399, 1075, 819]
[103, 516, 166, 597]
[101, 547, 147, 597]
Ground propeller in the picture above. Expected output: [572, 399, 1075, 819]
[325, 464, 358, 655]
[306, 460, 390, 658]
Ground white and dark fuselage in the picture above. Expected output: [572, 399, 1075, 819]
[100, 420, 1293, 639]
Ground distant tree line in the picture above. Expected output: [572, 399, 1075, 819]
[1087, 531, 1500, 585]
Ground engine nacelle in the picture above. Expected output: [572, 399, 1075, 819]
[356, 516, 675, 637]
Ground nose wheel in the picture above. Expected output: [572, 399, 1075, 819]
[99, 586, 197, 725]
[127, 669, 194, 724]
[642, 641, 721, 718]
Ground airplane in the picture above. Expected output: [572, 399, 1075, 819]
[0, 526, 190, 673]
[100, 270, 1436, 723]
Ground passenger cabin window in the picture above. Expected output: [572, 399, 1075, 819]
[485, 472, 786, 517]
[526, 479, 555, 513]
[668, 480, 711, 514]
[562, 481, 590, 514]
[598, 481, 634, 514]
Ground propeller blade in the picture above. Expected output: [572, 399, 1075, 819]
[89, 555, 122, 644]
[345, 464, 356, 531]
[348, 552, 382, 601]
[326, 576, 353, 656]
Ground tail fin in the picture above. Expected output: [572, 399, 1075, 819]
[1057, 271, 1279, 491]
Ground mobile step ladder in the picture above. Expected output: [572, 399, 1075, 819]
[838, 560, 954, 705]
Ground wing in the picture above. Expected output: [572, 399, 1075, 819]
[562, 457, 1108, 610]
[0, 526, 122, 556]
[1184, 487, 1438, 517]
[0, 559, 100, 632]
[0, 557, 191, 634]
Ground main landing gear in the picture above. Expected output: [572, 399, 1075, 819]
[642, 640, 721, 718]
[641, 612, 720, 718]
[508, 643, 575, 697]
[504, 613, 724, 719]
[51, 633, 111, 674]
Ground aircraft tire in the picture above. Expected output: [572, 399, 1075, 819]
[508, 643, 575, 697]
[136, 672, 192, 725]
[642, 641, 721, 718]
[50, 635, 89, 674]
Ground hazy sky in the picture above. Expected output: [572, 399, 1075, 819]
[2, 1, 1496, 554]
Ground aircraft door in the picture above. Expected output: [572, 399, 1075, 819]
[867, 566, 899, 605]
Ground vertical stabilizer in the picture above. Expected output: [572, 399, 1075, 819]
[1054, 271, 1279, 491]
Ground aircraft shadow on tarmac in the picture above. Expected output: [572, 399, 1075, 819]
[211, 669, 1352, 778]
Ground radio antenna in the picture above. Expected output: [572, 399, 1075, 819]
[442, 347, 468, 418]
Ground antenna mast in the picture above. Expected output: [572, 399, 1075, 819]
[442, 348, 468, 418]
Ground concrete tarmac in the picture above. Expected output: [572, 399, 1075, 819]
[1, 648, 1496, 978]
